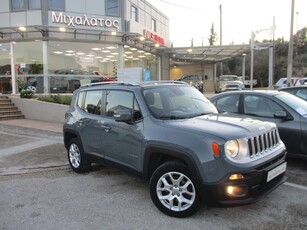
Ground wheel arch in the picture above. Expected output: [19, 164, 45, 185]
[63, 129, 80, 150]
[143, 146, 202, 184]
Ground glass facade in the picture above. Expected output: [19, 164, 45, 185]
[29, 0, 41, 9]
[0, 41, 158, 94]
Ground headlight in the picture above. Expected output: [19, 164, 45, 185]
[225, 140, 239, 158]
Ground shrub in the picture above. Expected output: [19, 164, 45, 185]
[20, 89, 34, 99]
[37, 94, 72, 105]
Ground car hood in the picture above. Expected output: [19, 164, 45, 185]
[220, 80, 242, 85]
[163, 114, 275, 140]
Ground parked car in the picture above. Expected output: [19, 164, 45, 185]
[64, 81, 287, 217]
[215, 75, 244, 93]
[273, 77, 302, 89]
[279, 86, 307, 101]
[176, 74, 203, 92]
[210, 90, 307, 159]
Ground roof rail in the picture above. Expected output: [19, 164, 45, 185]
[80, 81, 139, 88]
[79, 80, 188, 89]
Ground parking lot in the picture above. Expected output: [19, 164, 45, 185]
[0, 127, 306, 230]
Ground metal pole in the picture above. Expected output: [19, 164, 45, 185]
[10, 42, 16, 94]
[219, 4, 223, 75]
[250, 32, 255, 90]
[242, 54, 246, 82]
[269, 46, 273, 88]
[287, 0, 295, 86]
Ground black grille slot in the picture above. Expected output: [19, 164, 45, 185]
[248, 129, 280, 158]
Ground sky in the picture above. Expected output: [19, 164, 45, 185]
[146, 0, 307, 47]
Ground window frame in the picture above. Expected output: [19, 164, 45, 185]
[105, 0, 121, 17]
[11, 0, 26, 11]
[11, 0, 42, 11]
[151, 18, 157, 32]
[48, 0, 65, 11]
[131, 5, 138, 22]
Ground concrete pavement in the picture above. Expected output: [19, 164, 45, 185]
[0, 119, 63, 139]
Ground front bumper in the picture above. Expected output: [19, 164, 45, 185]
[201, 154, 287, 206]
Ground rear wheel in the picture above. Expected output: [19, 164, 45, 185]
[67, 138, 91, 173]
[149, 161, 200, 217]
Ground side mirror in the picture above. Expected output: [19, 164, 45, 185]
[113, 110, 133, 122]
[274, 111, 289, 119]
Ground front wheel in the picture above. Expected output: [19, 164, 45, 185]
[67, 138, 91, 173]
[149, 161, 200, 217]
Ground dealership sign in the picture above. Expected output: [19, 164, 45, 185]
[51, 12, 119, 31]
[144, 30, 165, 45]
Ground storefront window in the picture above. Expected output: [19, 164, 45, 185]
[13, 41, 43, 93]
[48, 0, 64, 11]
[106, 0, 120, 16]
[29, 0, 41, 9]
[0, 44, 12, 94]
[11, 0, 26, 11]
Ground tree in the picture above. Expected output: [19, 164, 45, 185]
[208, 23, 218, 46]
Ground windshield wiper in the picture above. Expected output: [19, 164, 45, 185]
[159, 115, 187, 120]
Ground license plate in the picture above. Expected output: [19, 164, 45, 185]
[267, 162, 287, 182]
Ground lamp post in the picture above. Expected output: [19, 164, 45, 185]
[242, 53, 246, 83]
[287, 0, 295, 86]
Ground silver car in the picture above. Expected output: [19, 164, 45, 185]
[216, 75, 244, 93]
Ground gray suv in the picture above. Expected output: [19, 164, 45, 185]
[63, 81, 287, 217]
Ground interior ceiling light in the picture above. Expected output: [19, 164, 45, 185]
[124, 45, 130, 48]
[111, 52, 118, 55]
[59, 27, 66, 32]
[106, 46, 117, 49]
[155, 43, 160, 48]
[145, 52, 151, 55]
[124, 51, 132, 54]
[53, 51, 63, 54]
[111, 31, 117, 35]
[139, 36, 145, 41]
[130, 48, 137, 51]
[138, 50, 144, 53]
[66, 50, 75, 53]
[91, 48, 101, 51]
[106, 55, 114, 58]
[76, 52, 85, 55]
[19, 26, 26, 31]
[187, 48, 192, 52]
[101, 50, 111, 53]
[65, 53, 74, 56]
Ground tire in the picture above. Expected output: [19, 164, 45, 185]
[149, 161, 200, 217]
[67, 138, 91, 173]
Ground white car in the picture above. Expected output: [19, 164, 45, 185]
[215, 75, 244, 93]
[274, 77, 303, 89]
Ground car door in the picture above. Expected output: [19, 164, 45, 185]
[102, 90, 144, 171]
[78, 90, 108, 156]
[242, 94, 301, 154]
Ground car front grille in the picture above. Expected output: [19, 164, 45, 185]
[248, 129, 280, 158]
[226, 85, 239, 88]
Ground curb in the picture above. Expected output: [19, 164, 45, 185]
[0, 123, 63, 140]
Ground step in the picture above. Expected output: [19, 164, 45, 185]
[0, 114, 25, 121]
[0, 106, 18, 111]
[0, 110, 22, 116]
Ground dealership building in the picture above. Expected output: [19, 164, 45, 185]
[0, 0, 250, 94]
[0, 0, 173, 93]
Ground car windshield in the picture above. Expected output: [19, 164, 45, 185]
[143, 85, 218, 119]
[275, 92, 307, 116]
[220, 76, 239, 81]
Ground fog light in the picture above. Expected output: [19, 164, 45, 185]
[229, 174, 244, 180]
[225, 185, 248, 197]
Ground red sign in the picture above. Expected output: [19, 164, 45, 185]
[144, 30, 165, 45]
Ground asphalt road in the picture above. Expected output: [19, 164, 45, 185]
[0, 131, 307, 230]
